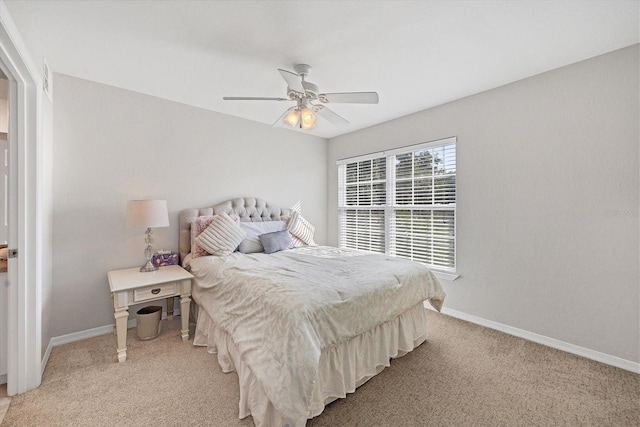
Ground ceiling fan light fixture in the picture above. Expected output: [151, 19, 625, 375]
[300, 107, 315, 129]
[224, 64, 378, 131]
[284, 109, 300, 127]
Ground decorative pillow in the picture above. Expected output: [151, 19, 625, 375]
[289, 235, 307, 248]
[287, 210, 316, 245]
[286, 202, 304, 247]
[191, 216, 215, 258]
[238, 221, 286, 254]
[191, 213, 239, 258]
[290, 200, 302, 214]
[195, 212, 246, 257]
[259, 230, 292, 254]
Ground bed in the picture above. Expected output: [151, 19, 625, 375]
[179, 197, 446, 427]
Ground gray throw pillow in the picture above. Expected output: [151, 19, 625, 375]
[258, 230, 293, 254]
[238, 221, 286, 254]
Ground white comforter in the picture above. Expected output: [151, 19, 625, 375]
[190, 246, 445, 425]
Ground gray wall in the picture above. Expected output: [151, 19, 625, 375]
[52, 74, 327, 337]
[327, 45, 639, 363]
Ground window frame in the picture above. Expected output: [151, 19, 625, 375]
[337, 137, 458, 279]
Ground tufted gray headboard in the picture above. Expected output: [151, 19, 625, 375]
[179, 197, 291, 262]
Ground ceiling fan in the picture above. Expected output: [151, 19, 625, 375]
[223, 64, 379, 130]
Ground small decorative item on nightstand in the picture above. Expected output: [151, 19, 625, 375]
[152, 251, 179, 268]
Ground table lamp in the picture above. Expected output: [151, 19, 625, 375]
[126, 199, 170, 272]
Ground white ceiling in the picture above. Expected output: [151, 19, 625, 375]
[5, 0, 639, 138]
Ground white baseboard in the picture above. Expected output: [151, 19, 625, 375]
[41, 341, 53, 377]
[426, 303, 640, 374]
[42, 305, 639, 376]
[41, 309, 181, 375]
[0, 373, 6, 385]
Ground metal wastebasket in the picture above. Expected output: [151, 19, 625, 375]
[136, 305, 162, 340]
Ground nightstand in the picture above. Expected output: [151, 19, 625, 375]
[107, 265, 194, 362]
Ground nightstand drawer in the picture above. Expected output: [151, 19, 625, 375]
[134, 282, 176, 302]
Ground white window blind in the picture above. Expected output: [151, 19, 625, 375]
[338, 137, 456, 272]
[338, 156, 386, 253]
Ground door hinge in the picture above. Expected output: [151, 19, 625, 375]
[8, 248, 17, 258]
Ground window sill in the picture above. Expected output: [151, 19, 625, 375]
[431, 270, 460, 281]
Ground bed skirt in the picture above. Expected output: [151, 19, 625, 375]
[193, 302, 429, 427]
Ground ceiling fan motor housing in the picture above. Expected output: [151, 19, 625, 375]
[302, 81, 319, 98]
[287, 81, 319, 99]
[293, 63, 312, 76]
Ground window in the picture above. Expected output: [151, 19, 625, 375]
[338, 154, 386, 253]
[338, 137, 456, 272]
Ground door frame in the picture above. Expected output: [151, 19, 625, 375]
[0, 2, 42, 395]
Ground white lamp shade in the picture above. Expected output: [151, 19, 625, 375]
[300, 107, 315, 129]
[284, 108, 300, 127]
[126, 200, 170, 228]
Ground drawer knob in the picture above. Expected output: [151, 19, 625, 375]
[151, 288, 161, 295]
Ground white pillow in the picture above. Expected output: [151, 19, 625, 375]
[287, 202, 305, 248]
[195, 212, 246, 256]
[289, 235, 307, 248]
[191, 213, 240, 258]
[238, 221, 286, 253]
[287, 211, 316, 245]
[290, 200, 302, 214]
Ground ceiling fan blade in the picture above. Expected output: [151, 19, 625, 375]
[223, 96, 289, 101]
[318, 92, 379, 104]
[277, 69, 305, 93]
[314, 105, 350, 127]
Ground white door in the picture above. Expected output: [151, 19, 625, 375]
[0, 10, 43, 394]
[0, 76, 7, 385]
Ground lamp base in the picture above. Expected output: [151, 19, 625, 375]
[140, 260, 158, 272]
[140, 227, 158, 272]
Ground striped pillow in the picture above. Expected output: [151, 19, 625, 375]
[191, 213, 239, 258]
[289, 235, 307, 248]
[195, 212, 246, 257]
[287, 210, 316, 246]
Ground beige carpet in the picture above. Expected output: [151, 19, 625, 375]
[3, 312, 639, 426]
[0, 384, 10, 424]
